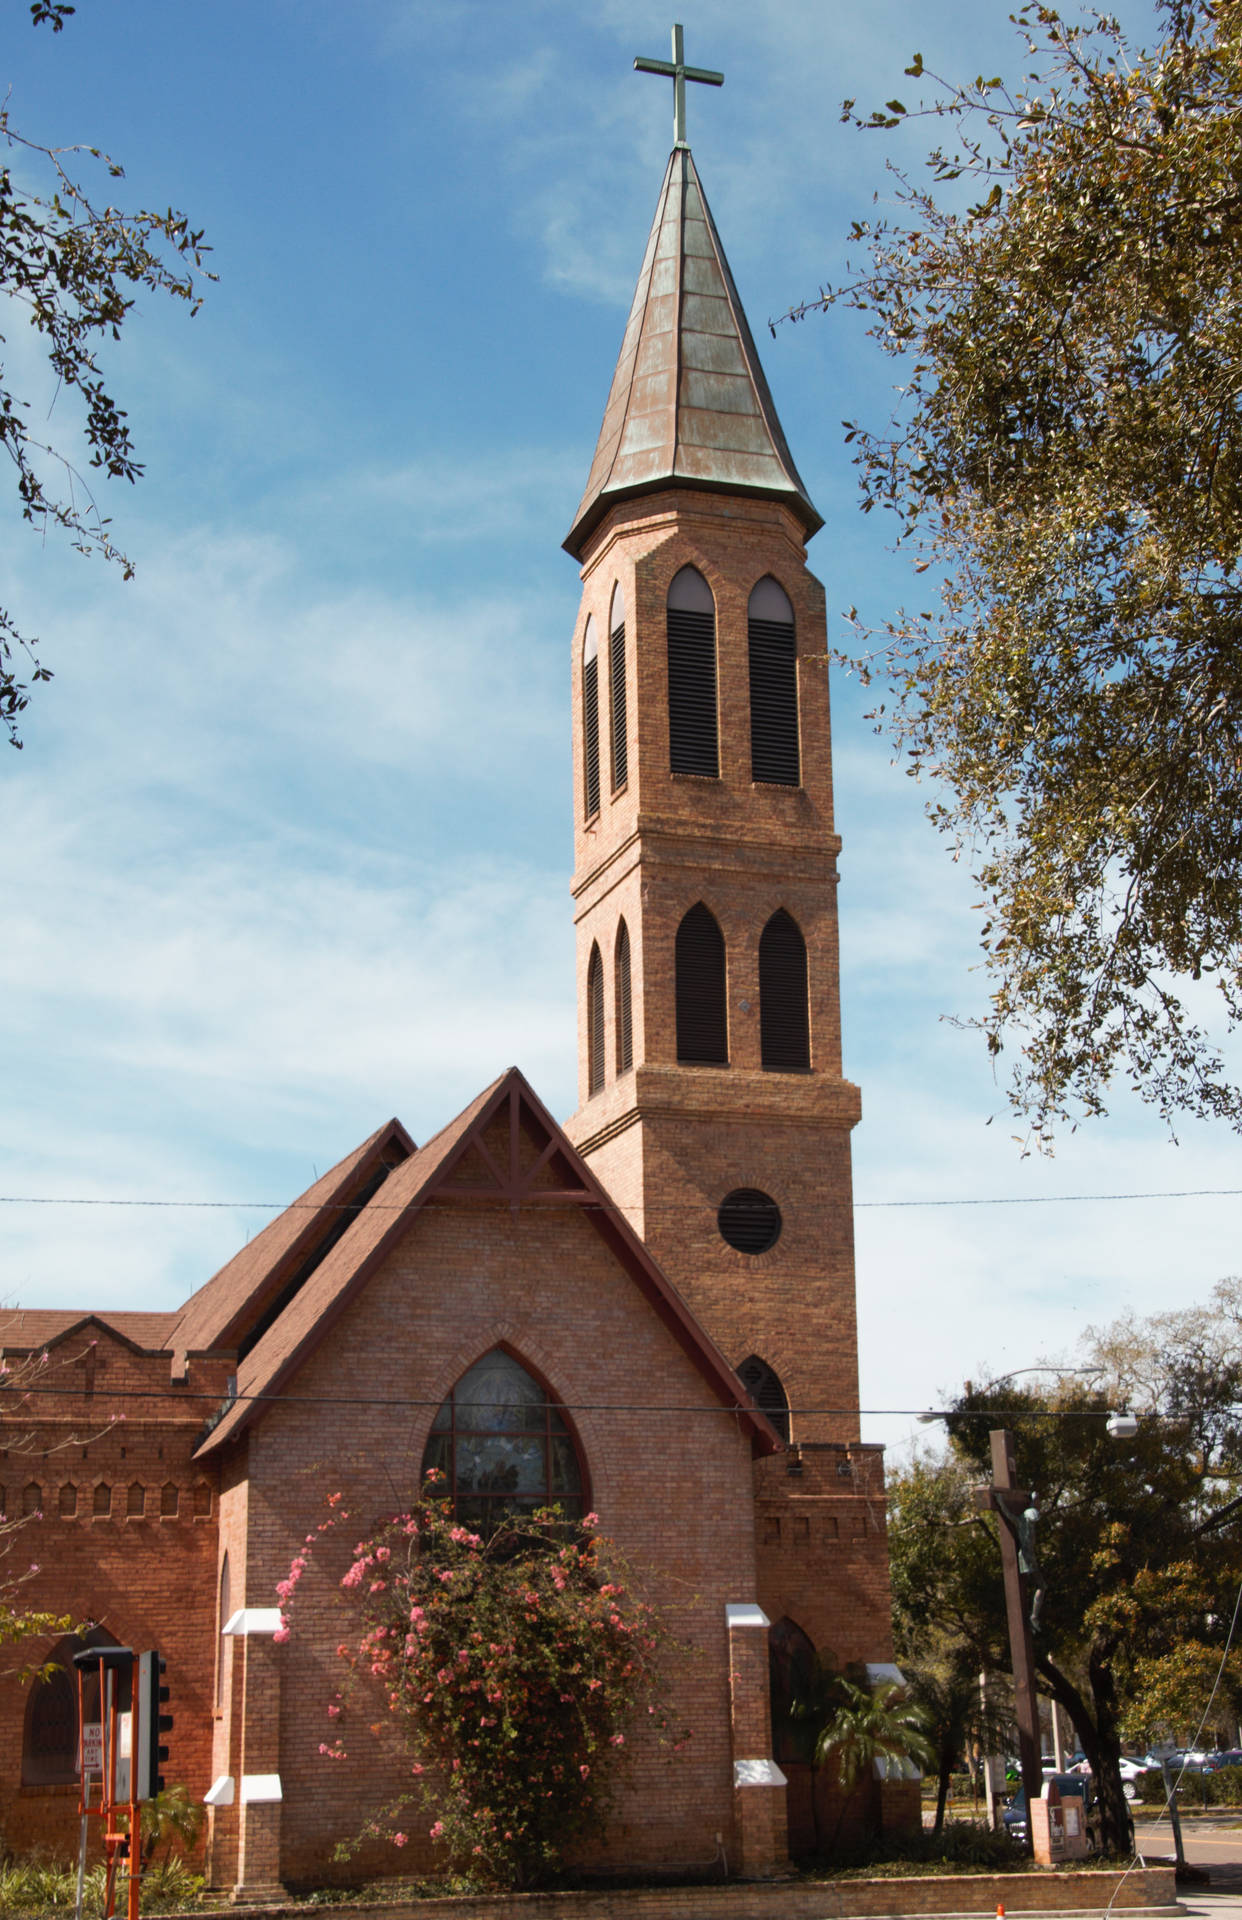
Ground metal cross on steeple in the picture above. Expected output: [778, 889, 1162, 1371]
[634, 24, 723, 150]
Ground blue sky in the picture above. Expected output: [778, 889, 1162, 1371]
[3, 0, 1237, 1458]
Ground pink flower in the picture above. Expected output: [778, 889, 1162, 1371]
[579, 1764, 590, 1778]
[327, 1703, 341, 1719]
[429, 1821, 444, 1840]
[393, 1832, 408, 1848]
[272, 1623, 290, 1645]
[610, 1733, 625, 1746]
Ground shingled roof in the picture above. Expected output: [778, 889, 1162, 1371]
[169, 1117, 416, 1357]
[195, 1067, 780, 1460]
[564, 147, 822, 559]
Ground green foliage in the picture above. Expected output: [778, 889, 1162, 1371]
[887, 1297, 1242, 1852]
[793, 0, 1242, 1140]
[138, 1782, 205, 1867]
[812, 1678, 935, 1793]
[0, 8, 211, 746]
[279, 1486, 669, 1889]
[813, 1817, 1024, 1878]
[0, 1855, 204, 1916]
[795, 1675, 935, 1856]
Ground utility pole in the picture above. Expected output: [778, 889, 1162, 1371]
[974, 1429, 1043, 1827]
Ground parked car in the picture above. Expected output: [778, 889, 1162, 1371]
[1004, 1774, 1100, 1850]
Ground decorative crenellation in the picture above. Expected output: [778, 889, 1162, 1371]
[0, 1477, 214, 1522]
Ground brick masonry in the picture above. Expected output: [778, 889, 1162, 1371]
[219, 1865, 1179, 1920]
[563, 487, 896, 1682]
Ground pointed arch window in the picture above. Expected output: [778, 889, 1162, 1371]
[667, 567, 718, 778]
[23, 1625, 114, 1786]
[769, 1616, 817, 1765]
[216, 1552, 231, 1712]
[759, 909, 810, 1072]
[587, 943, 605, 1097]
[582, 616, 601, 820]
[675, 903, 728, 1065]
[615, 919, 633, 1075]
[737, 1354, 791, 1445]
[609, 584, 628, 791]
[749, 577, 799, 786]
[421, 1349, 586, 1530]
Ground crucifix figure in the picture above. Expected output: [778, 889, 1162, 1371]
[634, 24, 724, 149]
[973, 1429, 1043, 1832]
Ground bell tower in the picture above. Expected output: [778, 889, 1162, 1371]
[562, 46, 893, 1678]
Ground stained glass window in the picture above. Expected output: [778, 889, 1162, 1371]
[421, 1349, 585, 1528]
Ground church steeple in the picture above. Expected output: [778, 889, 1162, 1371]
[563, 56, 893, 1703]
[564, 148, 823, 560]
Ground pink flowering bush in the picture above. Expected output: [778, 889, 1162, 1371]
[278, 1481, 668, 1888]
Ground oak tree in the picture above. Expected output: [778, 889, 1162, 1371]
[889, 1295, 1242, 1852]
[1, 3, 211, 745]
[795, 1, 1242, 1140]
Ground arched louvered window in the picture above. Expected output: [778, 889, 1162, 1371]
[737, 1354, 792, 1445]
[667, 566, 718, 778]
[615, 920, 633, 1074]
[609, 584, 628, 791]
[749, 577, 799, 786]
[23, 1625, 114, 1786]
[421, 1348, 587, 1531]
[675, 903, 728, 1065]
[587, 943, 605, 1096]
[759, 909, 810, 1072]
[769, 1616, 816, 1764]
[582, 617, 601, 820]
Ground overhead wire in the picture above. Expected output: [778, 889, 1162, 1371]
[0, 1186, 1238, 1212]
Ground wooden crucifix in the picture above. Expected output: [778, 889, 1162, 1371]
[634, 24, 723, 149]
[974, 1429, 1044, 1827]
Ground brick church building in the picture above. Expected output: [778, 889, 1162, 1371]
[0, 109, 904, 1897]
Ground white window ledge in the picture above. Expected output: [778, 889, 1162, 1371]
[734, 1758, 787, 1788]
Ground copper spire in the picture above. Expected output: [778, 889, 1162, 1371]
[564, 148, 823, 559]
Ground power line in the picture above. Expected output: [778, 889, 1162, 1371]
[0, 1379, 1160, 1419]
[0, 1186, 1238, 1213]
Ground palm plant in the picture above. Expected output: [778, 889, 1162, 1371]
[812, 1678, 936, 1855]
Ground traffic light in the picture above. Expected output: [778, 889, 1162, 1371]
[135, 1650, 171, 1801]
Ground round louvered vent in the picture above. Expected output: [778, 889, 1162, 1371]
[718, 1188, 782, 1254]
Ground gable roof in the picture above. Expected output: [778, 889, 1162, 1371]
[0, 1309, 180, 1356]
[565, 147, 822, 559]
[194, 1067, 780, 1459]
[169, 1117, 416, 1357]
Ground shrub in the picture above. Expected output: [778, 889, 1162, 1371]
[808, 1819, 1022, 1879]
[0, 1856, 204, 1916]
[279, 1486, 670, 1888]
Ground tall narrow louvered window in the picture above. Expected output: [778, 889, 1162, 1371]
[667, 566, 718, 778]
[615, 919, 633, 1074]
[748, 576, 799, 785]
[582, 616, 601, 820]
[609, 583, 628, 791]
[759, 909, 810, 1071]
[587, 942, 605, 1095]
[675, 902, 728, 1065]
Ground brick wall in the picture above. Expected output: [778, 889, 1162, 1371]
[221, 1864, 1179, 1920]
[0, 1328, 230, 1858]
[562, 486, 895, 1690]
[220, 1195, 772, 1890]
